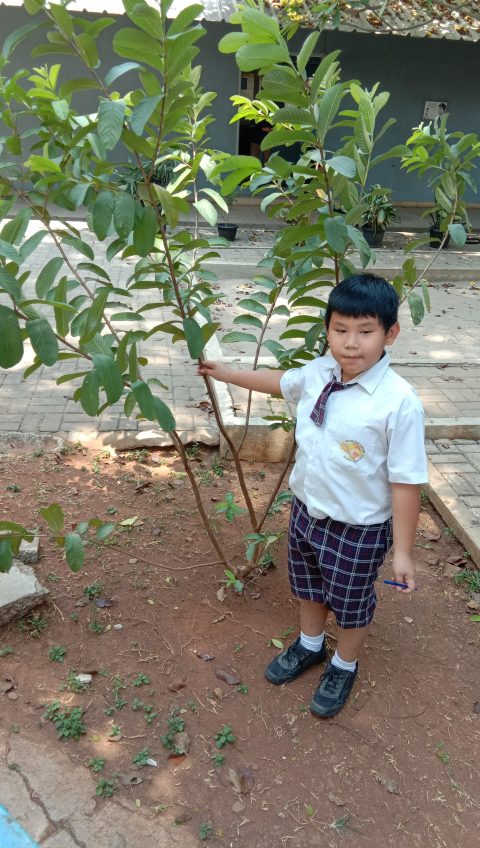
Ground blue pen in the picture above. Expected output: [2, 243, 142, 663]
[383, 579, 417, 590]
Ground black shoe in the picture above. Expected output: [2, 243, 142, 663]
[265, 636, 328, 685]
[310, 660, 358, 717]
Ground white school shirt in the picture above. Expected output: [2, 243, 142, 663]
[280, 353, 428, 525]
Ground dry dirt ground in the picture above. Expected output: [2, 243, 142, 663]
[0, 438, 479, 848]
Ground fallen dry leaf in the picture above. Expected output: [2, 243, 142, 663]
[228, 766, 255, 795]
[373, 771, 400, 794]
[95, 597, 114, 608]
[172, 731, 190, 756]
[467, 599, 480, 611]
[119, 771, 144, 786]
[403, 616, 414, 624]
[168, 677, 186, 693]
[215, 668, 241, 686]
[213, 687, 223, 700]
[326, 792, 345, 806]
[196, 651, 215, 662]
[473, 702, 480, 715]
[216, 587, 226, 603]
[421, 530, 441, 541]
[0, 675, 16, 694]
[7, 692, 18, 700]
[175, 812, 192, 825]
[232, 800, 245, 814]
[446, 555, 468, 567]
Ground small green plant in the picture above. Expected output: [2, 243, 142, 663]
[89, 620, 105, 635]
[187, 698, 198, 712]
[0, 645, 14, 656]
[6, 484, 21, 493]
[236, 684, 249, 695]
[104, 676, 127, 715]
[96, 777, 117, 798]
[132, 748, 150, 767]
[268, 625, 295, 650]
[268, 490, 293, 516]
[211, 454, 224, 477]
[32, 448, 44, 458]
[88, 757, 105, 773]
[223, 569, 244, 594]
[453, 570, 480, 594]
[435, 742, 450, 765]
[44, 701, 86, 740]
[257, 470, 266, 480]
[109, 724, 121, 739]
[161, 709, 185, 751]
[65, 669, 89, 694]
[199, 822, 213, 842]
[211, 752, 225, 767]
[49, 645, 66, 663]
[132, 697, 145, 711]
[215, 493, 245, 524]
[18, 613, 48, 638]
[133, 672, 150, 687]
[214, 724, 236, 749]
[83, 581, 103, 600]
[46, 572, 60, 583]
[106, 506, 118, 515]
[185, 443, 200, 459]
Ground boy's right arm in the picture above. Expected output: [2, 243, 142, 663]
[197, 361, 283, 396]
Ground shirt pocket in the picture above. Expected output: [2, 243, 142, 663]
[327, 426, 379, 477]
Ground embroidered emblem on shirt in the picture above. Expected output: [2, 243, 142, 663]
[339, 440, 365, 462]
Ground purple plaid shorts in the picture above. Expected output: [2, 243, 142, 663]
[288, 497, 393, 629]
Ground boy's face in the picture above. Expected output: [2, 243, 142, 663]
[326, 312, 400, 382]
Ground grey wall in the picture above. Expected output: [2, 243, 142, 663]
[1, 6, 479, 202]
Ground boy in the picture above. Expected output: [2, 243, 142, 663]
[198, 274, 428, 717]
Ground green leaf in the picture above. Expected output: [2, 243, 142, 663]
[2, 21, 43, 59]
[52, 99, 70, 121]
[421, 280, 431, 312]
[236, 43, 289, 73]
[0, 241, 20, 264]
[183, 317, 205, 358]
[218, 31, 248, 54]
[470, 614, 480, 622]
[0, 268, 21, 301]
[193, 198, 217, 226]
[133, 204, 158, 256]
[92, 191, 114, 241]
[317, 83, 345, 144]
[152, 396, 176, 433]
[324, 217, 349, 253]
[296, 31, 320, 74]
[1, 209, 31, 244]
[0, 305, 23, 367]
[93, 354, 124, 404]
[35, 257, 64, 299]
[131, 379, 157, 419]
[0, 539, 13, 573]
[221, 331, 257, 344]
[96, 523, 116, 541]
[233, 314, 263, 329]
[65, 533, 85, 572]
[113, 28, 163, 72]
[80, 370, 101, 415]
[61, 236, 94, 260]
[326, 155, 356, 178]
[237, 298, 267, 315]
[26, 319, 59, 366]
[113, 193, 135, 239]
[407, 292, 425, 326]
[104, 61, 141, 86]
[130, 95, 162, 135]
[97, 99, 126, 150]
[40, 503, 65, 534]
[448, 222, 466, 247]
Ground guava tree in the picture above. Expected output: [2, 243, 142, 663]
[0, 0, 477, 579]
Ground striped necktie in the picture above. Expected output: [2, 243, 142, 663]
[310, 376, 356, 426]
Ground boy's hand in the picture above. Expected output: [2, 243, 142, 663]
[391, 552, 416, 593]
[197, 361, 231, 382]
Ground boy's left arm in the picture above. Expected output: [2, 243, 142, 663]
[391, 483, 421, 593]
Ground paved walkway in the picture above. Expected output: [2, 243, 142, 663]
[0, 209, 479, 570]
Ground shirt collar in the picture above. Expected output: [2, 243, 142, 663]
[328, 352, 391, 394]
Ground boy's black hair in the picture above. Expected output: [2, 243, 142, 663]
[325, 274, 399, 332]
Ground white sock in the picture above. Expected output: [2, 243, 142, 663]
[331, 650, 357, 672]
[299, 631, 325, 652]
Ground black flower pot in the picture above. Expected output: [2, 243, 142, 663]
[429, 228, 450, 249]
[217, 223, 238, 241]
[361, 226, 385, 247]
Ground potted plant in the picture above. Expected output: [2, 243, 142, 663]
[217, 219, 238, 241]
[360, 184, 399, 247]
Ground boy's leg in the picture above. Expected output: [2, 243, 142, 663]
[335, 623, 370, 662]
[299, 598, 329, 636]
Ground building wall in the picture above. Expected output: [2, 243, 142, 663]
[1, 6, 478, 202]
